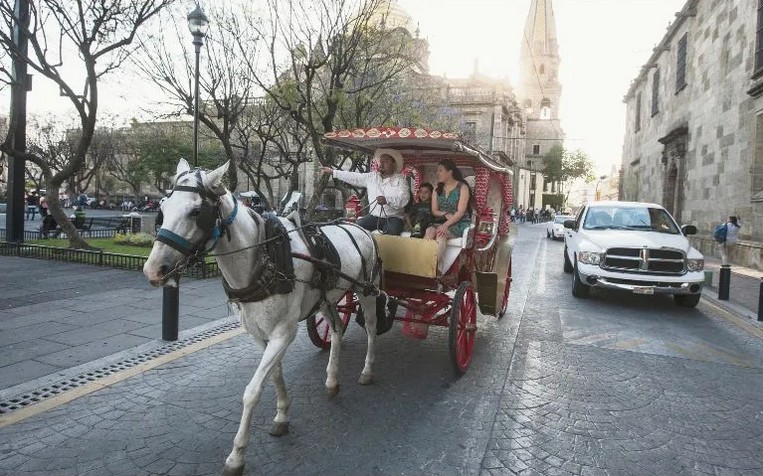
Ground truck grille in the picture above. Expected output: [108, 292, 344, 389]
[602, 248, 685, 275]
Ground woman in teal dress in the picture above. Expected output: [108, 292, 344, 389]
[425, 159, 472, 264]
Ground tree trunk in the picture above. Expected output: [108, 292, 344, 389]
[46, 183, 93, 249]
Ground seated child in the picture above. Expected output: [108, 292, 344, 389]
[406, 182, 434, 238]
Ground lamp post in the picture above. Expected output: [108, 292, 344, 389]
[594, 175, 608, 201]
[187, 3, 209, 167]
[160, 3, 208, 342]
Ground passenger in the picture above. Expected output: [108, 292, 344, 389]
[321, 148, 409, 235]
[406, 182, 433, 238]
[425, 159, 472, 263]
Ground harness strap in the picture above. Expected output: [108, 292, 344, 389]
[335, 224, 368, 284]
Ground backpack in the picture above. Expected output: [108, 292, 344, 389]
[713, 224, 727, 243]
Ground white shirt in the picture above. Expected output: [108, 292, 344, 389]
[332, 170, 410, 218]
[726, 223, 740, 245]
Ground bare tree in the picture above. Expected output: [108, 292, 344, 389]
[134, 3, 261, 192]
[0, 0, 173, 249]
[234, 0, 420, 217]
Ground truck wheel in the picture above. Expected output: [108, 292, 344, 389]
[674, 294, 700, 308]
[571, 261, 590, 298]
[563, 246, 573, 273]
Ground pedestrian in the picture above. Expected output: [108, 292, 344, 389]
[321, 148, 410, 235]
[39, 195, 49, 217]
[720, 216, 741, 265]
[26, 192, 39, 220]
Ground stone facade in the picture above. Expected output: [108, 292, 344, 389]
[621, 0, 763, 269]
[516, 0, 565, 210]
[441, 73, 525, 164]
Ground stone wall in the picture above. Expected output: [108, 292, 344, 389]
[621, 0, 759, 266]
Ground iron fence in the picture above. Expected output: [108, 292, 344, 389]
[0, 227, 118, 240]
[0, 241, 220, 279]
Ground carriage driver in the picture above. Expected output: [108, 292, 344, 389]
[321, 148, 410, 235]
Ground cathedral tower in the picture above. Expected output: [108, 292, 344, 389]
[517, 0, 565, 208]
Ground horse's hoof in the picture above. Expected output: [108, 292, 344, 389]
[358, 373, 374, 385]
[221, 463, 245, 476]
[326, 384, 340, 397]
[269, 422, 290, 437]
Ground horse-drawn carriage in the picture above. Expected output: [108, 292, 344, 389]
[306, 127, 516, 374]
[145, 128, 515, 474]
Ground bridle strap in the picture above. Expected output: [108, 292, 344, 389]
[156, 169, 238, 257]
[156, 228, 196, 256]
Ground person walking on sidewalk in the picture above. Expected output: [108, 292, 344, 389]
[720, 216, 741, 265]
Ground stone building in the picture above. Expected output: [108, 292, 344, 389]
[516, 0, 565, 210]
[441, 71, 525, 170]
[621, 0, 763, 268]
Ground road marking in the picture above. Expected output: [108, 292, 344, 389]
[0, 327, 245, 429]
[610, 338, 646, 350]
[701, 299, 763, 341]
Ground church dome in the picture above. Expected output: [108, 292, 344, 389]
[370, 0, 417, 36]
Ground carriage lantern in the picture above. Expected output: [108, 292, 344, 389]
[475, 207, 495, 247]
[344, 194, 363, 221]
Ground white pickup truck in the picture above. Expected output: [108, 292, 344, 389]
[562, 201, 705, 307]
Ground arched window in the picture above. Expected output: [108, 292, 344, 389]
[540, 98, 552, 120]
[523, 99, 533, 113]
[539, 64, 545, 75]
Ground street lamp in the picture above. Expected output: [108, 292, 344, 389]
[187, 3, 209, 167]
[595, 175, 608, 201]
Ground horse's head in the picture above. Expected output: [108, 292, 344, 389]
[143, 158, 230, 287]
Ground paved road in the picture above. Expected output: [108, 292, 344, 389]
[0, 224, 762, 475]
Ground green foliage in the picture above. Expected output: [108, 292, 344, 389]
[543, 146, 595, 184]
[543, 193, 565, 210]
[113, 232, 155, 247]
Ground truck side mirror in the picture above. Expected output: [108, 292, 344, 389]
[563, 220, 576, 229]
[681, 225, 697, 235]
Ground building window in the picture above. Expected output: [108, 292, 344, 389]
[651, 69, 660, 116]
[676, 33, 688, 92]
[635, 92, 642, 132]
[464, 121, 477, 142]
[539, 64, 545, 75]
[532, 144, 541, 155]
[540, 97, 551, 119]
[756, 0, 763, 76]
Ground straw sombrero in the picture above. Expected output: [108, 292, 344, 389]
[373, 148, 404, 173]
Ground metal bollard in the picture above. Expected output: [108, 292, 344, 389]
[718, 265, 731, 301]
[758, 278, 763, 322]
[162, 286, 180, 341]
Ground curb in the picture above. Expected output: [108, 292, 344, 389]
[701, 289, 763, 338]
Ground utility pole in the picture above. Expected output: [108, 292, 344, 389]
[6, 0, 30, 243]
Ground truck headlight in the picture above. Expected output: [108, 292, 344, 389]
[686, 259, 704, 272]
[578, 251, 603, 265]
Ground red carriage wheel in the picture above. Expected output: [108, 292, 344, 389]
[449, 282, 477, 374]
[498, 260, 512, 319]
[306, 291, 359, 350]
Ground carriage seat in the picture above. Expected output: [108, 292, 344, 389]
[398, 231, 464, 248]
[372, 226, 469, 274]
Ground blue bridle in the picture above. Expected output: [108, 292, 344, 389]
[155, 170, 239, 257]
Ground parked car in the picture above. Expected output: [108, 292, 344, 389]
[562, 201, 704, 307]
[547, 215, 573, 240]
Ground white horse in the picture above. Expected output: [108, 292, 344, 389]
[143, 159, 383, 475]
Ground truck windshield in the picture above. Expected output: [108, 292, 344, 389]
[582, 206, 680, 234]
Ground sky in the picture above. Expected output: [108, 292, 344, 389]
[398, 0, 688, 175]
[1, 0, 689, 176]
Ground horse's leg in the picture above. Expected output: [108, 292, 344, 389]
[269, 361, 290, 437]
[324, 302, 343, 397]
[223, 332, 294, 476]
[358, 294, 378, 386]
